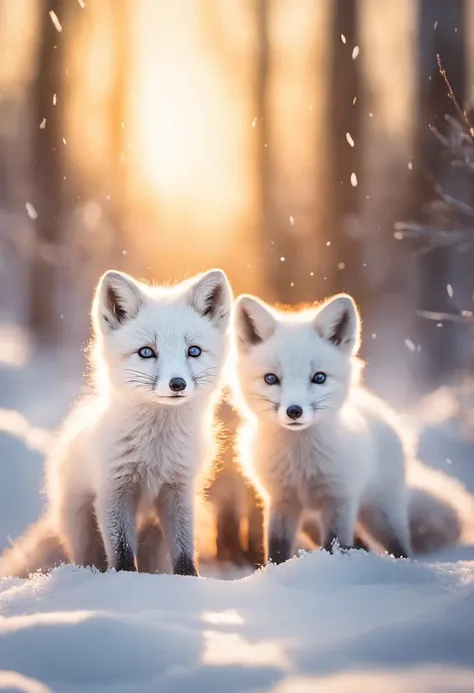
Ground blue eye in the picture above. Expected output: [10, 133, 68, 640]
[312, 372, 327, 384]
[188, 345, 201, 358]
[264, 373, 279, 385]
[138, 347, 156, 359]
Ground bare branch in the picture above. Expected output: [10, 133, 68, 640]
[416, 309, 474, 325]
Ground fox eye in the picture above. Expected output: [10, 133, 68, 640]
[312, 372, 327, 384]
[188, 345, 201, 358]
[138, 346, 156, 359]
[264, 373, 280, 385]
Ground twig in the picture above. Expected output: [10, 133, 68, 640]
[437, 54, 472, 131]
[416, 309, 474, 324]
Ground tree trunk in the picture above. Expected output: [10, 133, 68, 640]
[30, 0, 65, 342]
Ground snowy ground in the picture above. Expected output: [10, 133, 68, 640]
[1, 335, 474, 692]
[0, 552, 474, 692]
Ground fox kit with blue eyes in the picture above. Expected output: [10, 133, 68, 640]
[0, 269, 232, 578]
[233, 293, 411, 564]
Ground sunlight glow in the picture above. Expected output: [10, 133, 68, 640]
[202, 609, 244, 625]
[202, 630, 290, 669]
[0, 324, 30, 368]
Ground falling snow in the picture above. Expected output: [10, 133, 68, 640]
[341, 34, 346, 44]
[280, 257, 285, 262]
[53, 94, 57, 106]
[25, 203, 37, 220]
[39, 118, 46, 129]
[346, 132, 355, 148]
[326, 241, 331, 247]
[49, 10, 62, 32]
[350, 172, 358, 187]
[77, 0, 85, 7]
[447, 284, 454, 298]
[405, 339, 416, 352]
[337, 262, 345, 270]
[352, 46, 360, 60]
[252, 118, 256, 128]
[408, 161, 413, 170]
[289, 216, 294, 226]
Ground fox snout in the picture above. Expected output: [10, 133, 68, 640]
[154, 373, 195, 401]
[169, 377, 187, 393]
[277, 402, 313, 429]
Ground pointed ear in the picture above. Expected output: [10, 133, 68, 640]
[314, 294, 360, 355]
[234, 294, 276, 347]
[94, 270, 143, 330]
[189, 269, 232, 328]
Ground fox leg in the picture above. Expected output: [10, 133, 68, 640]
[359, 498, 410, 558]
[246, 492, 265, 569]
[96, 483, 138, 572]
[156, 482, 198, 577]
[59, 494, 107, 570]
[319, 495, 359, 552]
[267, 489, 301, 565]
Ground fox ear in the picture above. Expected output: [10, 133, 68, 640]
[234, 295, 276, 347]
[189, 269, 232, 328]
[95, 270, 143, 330]
[314, 293, 360, 355]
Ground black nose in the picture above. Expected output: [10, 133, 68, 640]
[286, 405, 303, 420]
[169, 377, 187, 393]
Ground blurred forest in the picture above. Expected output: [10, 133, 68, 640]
[1, 0, 474, 407]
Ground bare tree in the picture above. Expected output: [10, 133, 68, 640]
[413, 0, 469, 389]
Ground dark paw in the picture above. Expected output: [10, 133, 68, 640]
[174, 553, 199, 577]
[114, 542, 136, 572]
[114, 554, 137, 572]
[385, 541, 409, 559]
[268, 536, 292, 565]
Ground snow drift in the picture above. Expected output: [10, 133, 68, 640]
[0, 551, 473, 692]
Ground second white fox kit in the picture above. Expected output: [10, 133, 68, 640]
[1, 268, 232, 578]
[233, 292, 411, 563]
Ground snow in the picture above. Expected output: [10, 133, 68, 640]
[48, 11, 62, 33]
[25, 204, 37, 221]
[0, 552, 473, 692]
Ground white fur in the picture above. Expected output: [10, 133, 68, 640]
[406, 459, 474, 554]
[0, 269, 232, 578]
[233, 293, 411, 562]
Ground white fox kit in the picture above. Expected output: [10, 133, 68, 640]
[2, 268, 232, 578]
[233, 293, 411, 564]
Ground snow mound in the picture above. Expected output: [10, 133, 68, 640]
[0, 551, 473, 692]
